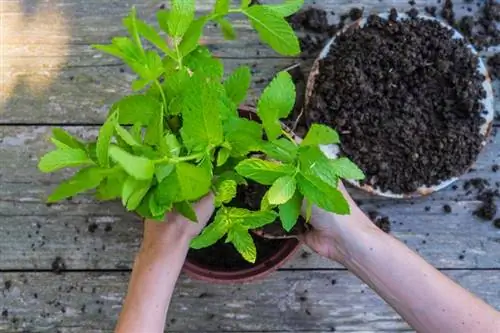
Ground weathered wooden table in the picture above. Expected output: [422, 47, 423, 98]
[1, 0, 499, 332]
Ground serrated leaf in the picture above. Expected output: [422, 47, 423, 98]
[96, 111, 118, 167]
[191, 208, 231, 249]
[112, 95, 162, 125]
[96, 169, 127, 201]
[174, 201, 198, 222]
[149, 192, 171, 217]
[155, 163, 175, 182]
[122, 176, 151, 211]
[178, 16, 209, 57]
[279, 191, 302, 231]
[154, 169, 181, 206]
[144, 104, 164, 146]
[240, 209, 278, 229]
[243, 5, 300, 56]
[217, 17, 237, 40]
[228, 226, 257, 263]
[223, 117, 263, 156]
[52, 129, 85, 150]
[47, 167, 105, 202]
[159, 0, 195, 38]
[216, 171, 248, 186]
[301, 124, 340, 146]
[159, 133, 181, 157]
[215, 0, 231, 14]
[297, 173, 350, 215]
[260, 190, 273, 211]
[214, 179, 237, 207]
[260, 138, 298, 163]
[299, 146, 339, 188]
[135, 17, 176, 57]
[268, 175, 296, 205]
[330, 158, 365, 180]
[235, 158, 295, 185]
[265, 0, 304, 17]
[257, 71, 296, 139]
[115, 124, 141, 147]
[183, 47, 224, 79]
[176, 161, 212, 201]
[224, 66, 251, 105]
[180, 75, 224, 151]
[163, 68, 190, 109]
[217, 147, 231, 167]
[39, 148, 94, 173]
[109, 145, 154, 180]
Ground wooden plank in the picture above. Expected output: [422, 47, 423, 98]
[0, 126, 499, 270]
[0, 270, 498, 332]
[0, 58, 292, 124]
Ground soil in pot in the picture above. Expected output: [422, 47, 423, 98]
[187, 182, 287, 271]
[307, 10, 488, 194]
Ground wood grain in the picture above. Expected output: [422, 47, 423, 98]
[0, 126, 499, 270]
[0, 270, 498, 333]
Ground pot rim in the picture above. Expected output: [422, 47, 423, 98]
[304, 12, 495, 199]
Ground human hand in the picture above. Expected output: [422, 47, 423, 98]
[301, 183, 376, 263]
[142, 193, 215, 251]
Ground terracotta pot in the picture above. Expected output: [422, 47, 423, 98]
[304, 12, 495, 199]
[183, 107, 302, 283]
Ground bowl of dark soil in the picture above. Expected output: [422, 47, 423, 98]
[305, 10, 495, 198]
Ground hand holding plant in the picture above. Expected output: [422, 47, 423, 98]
[38, 0, 364, 263]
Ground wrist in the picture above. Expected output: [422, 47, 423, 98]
[141, 220, 192, 254]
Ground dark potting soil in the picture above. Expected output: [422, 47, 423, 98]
[441, 0, 455, 25]
[487, 54, 500, 79]
[307, 11, 486, 194]
[187, 182, 287, 271]
[367, 211, 391, 233]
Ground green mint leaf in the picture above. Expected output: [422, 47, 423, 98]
[161, 0, 195, 38]
[216, 171, 248, 186]
[47, 167, 105, 202]
[115, 124, 142, 147]
[148, 192, 171, 218]
[154, 170, 180, 206]
[174, 201, 198, 222]
[257, 71, 296, 139]
[299, 146, 339, 188]
[178, 16, 209, 57]
[304, 198, 312, 222]
[224, 66, 251, 105]
[214, 179, 237, 207]
[123, 7, 145, 56]
[240, 209, 278, 229]
[180, 75, 224, 151]
[242, 5, 300, 56]
[265, 0, 304, 17]
[131, 123, 143, 142]
[260, 190, 273, 211]
[112, 95, 162, 125]
[183, 47, 224, 79]
[50, 137, 72, 150]
[39, 148, 94, 173]
[227, 226, 257, 263]
[52, 129, 85, 150]
[156, 10, 171, 36]
[215, 0, 231, 14]
[191, 208, 231, 249]
[223, 117, 263, 157]
[279, 191, 302, 232]
[96, 169, 127, 201]
[109, 145, 154, 180]
[216, 147, 231, 167]
[216, 17, 237, 40]
[260, 138, 298, 163]
[241, 0, 251, 8]
[155, 163, 175, 183]
[301, 124, 340, 146]
[96, 111, 118, 167]
[159, 133, 181, 157]
[297, 173, 350, 215]
[134, 17, 176, 58]
[163, 68, 190, 109]
[144, 104, 164, 146]
[330, 157, 365, 180]
[235, 158, 295, 185]
[122, 176, 151, 211]
[176, 161, 212, 201]
[93, 37, 143, 68]
[267, 175, 296, 205]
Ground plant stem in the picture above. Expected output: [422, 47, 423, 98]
[282, 130, 298, 146]
[154, 151, 205, 164]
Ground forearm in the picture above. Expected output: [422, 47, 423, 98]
[336, 209, 500, 333]
[115, 223, 190, 333]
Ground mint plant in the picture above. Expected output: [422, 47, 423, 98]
[38, 0, 364, 264]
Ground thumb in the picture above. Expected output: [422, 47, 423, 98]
[192, 193, 215, 225]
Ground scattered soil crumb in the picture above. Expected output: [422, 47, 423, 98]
[474, 190, 498, 221]
[487, 54, 500, 79]
[492, 164, 499, 173]
[368, 211, 391, 233]
[493, 219, 500, 228]
[441, 0, 455, 26]
[425, 206, 431, 212]
[51, 256, 66, 274]
[458, 254, 465, 260]
[425, 6, 437, 16]
[104, 225, 113, 232]
[409, 0, 416, 5]
[349, 7, 363, 21]
[88, 223, 98, 233]
[443, 204, 452, 214]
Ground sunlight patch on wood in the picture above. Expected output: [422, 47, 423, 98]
[0, 1, 70, 109]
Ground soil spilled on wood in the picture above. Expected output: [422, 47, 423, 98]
[306, 11, 486, 194]
[188, 183, 286, 271]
